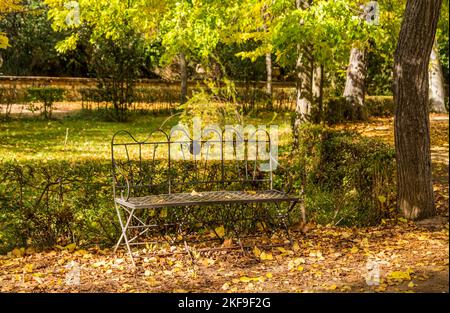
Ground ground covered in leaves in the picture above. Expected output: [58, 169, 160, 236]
[0, 220, 448, 293]
[0, 115, 448, 293]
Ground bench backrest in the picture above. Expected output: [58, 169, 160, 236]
[111, 126, 275, 200]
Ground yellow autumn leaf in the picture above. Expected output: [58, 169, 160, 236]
[239, 276, 264, 283]
[297, 266, 304, 271]
[0, 33, 9, 49]
[277, 247, 288, 254]
[266, 272, 273, 279]
[74, 249, 88, 256]
[23, 263, 33, 273]
[350, 246, 359, 253]
[215, 226, 225, 239]
[292, 242, 300, 251]
[387, 270, 412, 281]
[260, 251, 273, 261]
[65, 243, 77, 252]
[159, 208, 168, 218]
[408, 281, 416, 288]
[239, 276, 252, 283]
[253, 246, 261, 257]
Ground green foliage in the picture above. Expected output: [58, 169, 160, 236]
[437, 0, 449, 83]
[288, 124, 397, 226]
[0, 0, 22, 49]
[326, 96, 394, 124]
[0, 160, 116, 253]
[89, 29, 147, 122]
[26, 87, 65, 119]
[0, 1, 90, 76]
[365, 96, 394, 117]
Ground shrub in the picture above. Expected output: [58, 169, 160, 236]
[325, 96, 395, 124]
[325, 96, 354, 124]
[26, 87, 65, 119]
[0, 160, 285, 253]
[286, 124, 397, 226]
[365, 96, 395, 117]
[0, 161, 116, 254]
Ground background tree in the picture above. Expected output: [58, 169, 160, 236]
[429, 40, 447, 113]
[0, 0, 90, 76]
[394, 0, 442, 220]
[46, 0, 164, 120]
[0, 0, 21, 49]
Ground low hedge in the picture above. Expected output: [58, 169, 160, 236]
[326, 96, 395, 124]
[286, 124, 397, 226]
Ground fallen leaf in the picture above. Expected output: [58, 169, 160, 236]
[65, 243, 77, 253]
[253, 246, 261, 258]
[260, 252, 273, 261]
[215, 226, 225, 239]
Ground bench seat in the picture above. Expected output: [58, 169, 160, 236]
[115, 189, 299, 209]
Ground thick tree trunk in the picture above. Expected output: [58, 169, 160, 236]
[180, 52, 188, 104]
[343, 47, 367, 119]
[429, 41, 447, 113]
[265, 52, 272, 96]
[393, 0, 442, 220]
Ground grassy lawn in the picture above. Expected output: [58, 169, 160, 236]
[0, 110, 294, 163]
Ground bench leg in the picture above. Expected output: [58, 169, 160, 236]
[114, 204, 136, 267]
[276, 202, 296, 246]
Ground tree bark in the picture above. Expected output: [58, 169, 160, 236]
[265, 52, 272, 96]
[343, 47, 367, 119]
[312, 64, 323, 122]
[292, 0, 313, 147]
[393, 0, 442, 220]
[180, 52, 188, 104]
[429, 40, 447, 113]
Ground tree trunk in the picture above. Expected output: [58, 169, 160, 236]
[343, 47, 367, 120]
[293, 51, 313, 146]
[265, 52, 272, 97]
[180, 52, 188, 104]
[429, 40, 447, 113]
[292, 0, 312, 147]
[393, 0, 442, 220]
[313, 64, 323, 123]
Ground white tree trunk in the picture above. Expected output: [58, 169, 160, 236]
[293, 51, 312, 147]
[343, 47, 367, 119]
[313, 64, 323, 121]
[265, 52, 272, 96]
[429, 41, 447, 113]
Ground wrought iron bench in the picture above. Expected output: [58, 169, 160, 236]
[111, 125, 300, 265]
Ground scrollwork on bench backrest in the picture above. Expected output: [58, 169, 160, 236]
[111, 127, 274, 200]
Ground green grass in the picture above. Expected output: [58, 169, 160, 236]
[0, 110, 294, 162]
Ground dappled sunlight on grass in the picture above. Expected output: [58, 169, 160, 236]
[0, 110, 294, 162]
